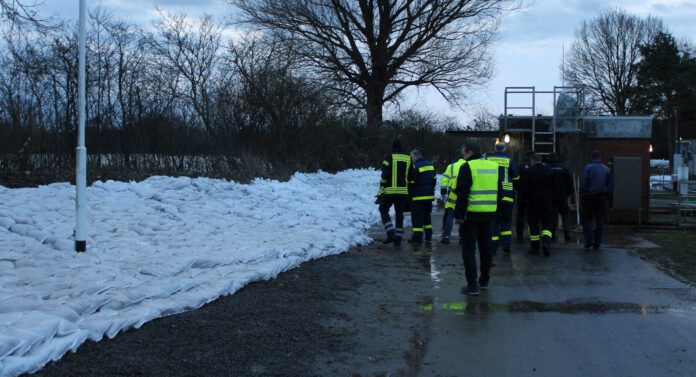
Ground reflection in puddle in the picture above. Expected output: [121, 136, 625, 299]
[419, 300, 672, 316]
[429, 252, 441, 283]
[508, 300, 666, 314]
[411, 249, 442, 283]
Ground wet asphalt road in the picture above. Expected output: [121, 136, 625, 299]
[33, 209, 696, 377]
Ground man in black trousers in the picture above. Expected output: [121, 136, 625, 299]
[377, 139, 413, 246]
[522, 154, 555, 256]
[454, 142, 501, 296]
[515, 150, 534, 242]
[547, 152, 574, 242]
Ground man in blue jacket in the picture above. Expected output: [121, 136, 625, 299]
[408, 148, 437, 243]
[580, 150, 612, 250]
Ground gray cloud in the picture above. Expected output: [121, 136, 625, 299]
[35, 0, 695, 126]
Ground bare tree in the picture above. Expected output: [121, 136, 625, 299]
[561, 8, 663, 115]
[0, 0, 60, 30]
[148, 10, 223, 132]
[231, 0, 519, 128]
[468, 106, 497, 131]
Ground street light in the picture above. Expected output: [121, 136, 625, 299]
[75, 0, 87, 252]
[504, 134, 510, 144]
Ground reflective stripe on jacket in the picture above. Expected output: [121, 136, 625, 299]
[410, 158, 437, 201]
[467, 159, 499, 213]
[379, 152, 412, 196]
[442, 159, 466, 209]
[485, 152, 519, 204]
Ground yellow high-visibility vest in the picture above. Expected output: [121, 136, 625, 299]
[467, 159, 499, 213]
[486, 155, 515, 203]
[443, 159, 466, 209]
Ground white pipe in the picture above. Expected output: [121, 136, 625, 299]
[75, 0, 87, 252]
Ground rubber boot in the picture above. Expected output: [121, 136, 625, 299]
[383, 230, 395, 244]
[424, 228, 433, 242]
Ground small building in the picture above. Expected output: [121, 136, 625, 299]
[450, 87, 653, 224]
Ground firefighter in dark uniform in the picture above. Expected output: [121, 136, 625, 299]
[486, 142, 520, 255]
[454, 142, 502, 296]
[515, 150, 535, 242]
[521, 153, 556, 256]
[377, 139, 413, 246]
[547, 152, 574, 241]
[408, 148, 437, 243]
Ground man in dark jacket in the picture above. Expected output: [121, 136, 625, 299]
[408, 148, 436, 243]
[521, 153, 555, 256]
[580, 150, 612, 250]
[547, 152, 574, 242]
[378, 139, 413, 246]
[486, 142, 520, 255]
[515, 150, 534, 242]
[454, 142, 502, 296]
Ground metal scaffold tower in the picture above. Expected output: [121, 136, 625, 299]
[503, 86, 584, 155]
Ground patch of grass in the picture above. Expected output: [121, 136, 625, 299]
[636, 231, 696, 284]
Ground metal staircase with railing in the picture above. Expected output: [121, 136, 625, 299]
[503, 86, 584, 155]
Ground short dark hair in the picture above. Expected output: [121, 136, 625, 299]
[531, 153, 543, 163]
[591, 150, 601, 159]
[526, 150, 535, 158]
[463, 142, 481, 155]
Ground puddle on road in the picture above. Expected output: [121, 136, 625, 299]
[410, 248, 444, 283]
[418, 300, 671, 316]
[508, 300, 666, 314]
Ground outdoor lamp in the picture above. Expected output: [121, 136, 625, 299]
[504, 134, 510, 143]
[649, 144, 653, 153]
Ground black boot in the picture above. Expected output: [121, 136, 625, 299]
[408, 235, 423, 244]
[382, 230, 395, 244]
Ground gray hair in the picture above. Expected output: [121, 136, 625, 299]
[410, 149, 422, 159]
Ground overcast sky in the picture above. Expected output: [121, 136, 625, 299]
[41, 0, 696, 126]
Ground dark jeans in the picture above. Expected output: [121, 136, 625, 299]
[411, 200, 433, 240]
[515, 199, 527, 240]
[442, 207, 456, 238]
[460, 219, 492, 289]
[527, 202, 553, 251]
[581, 194, 608, 247]
[379, 196, 407, 240]
[552, 198, 571, 237]
[491, 203, 514, 253]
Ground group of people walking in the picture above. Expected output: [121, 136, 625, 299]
[376, 139, 612, 296]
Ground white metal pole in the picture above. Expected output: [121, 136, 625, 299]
[75, 0, 87, 252]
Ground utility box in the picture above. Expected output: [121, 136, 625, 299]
[612, 157, 642, 210]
